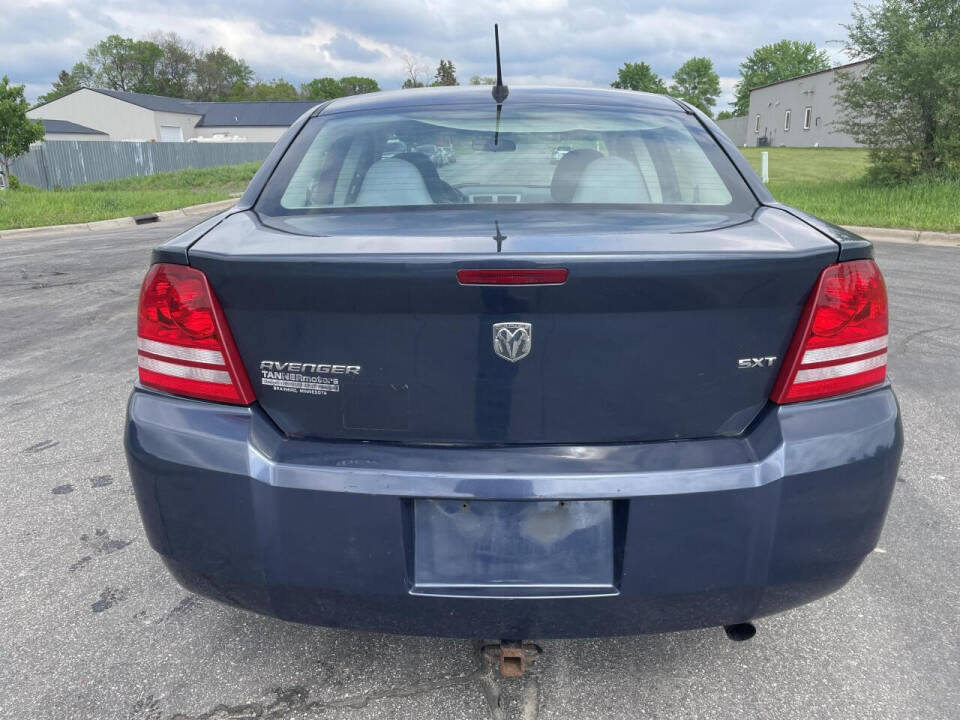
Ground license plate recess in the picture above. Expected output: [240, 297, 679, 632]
[412, 499, 616, 597]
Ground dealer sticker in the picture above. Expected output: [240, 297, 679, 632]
[259, 360, 361, 397]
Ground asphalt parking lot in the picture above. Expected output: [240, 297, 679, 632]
[1, 214, 957, 720]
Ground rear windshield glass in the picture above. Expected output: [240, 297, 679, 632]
[256, 104, 755, 218]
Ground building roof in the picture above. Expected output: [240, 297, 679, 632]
[749, 59, 872, 93]
[186, 100, 319, 127]
[321, 85, 683, 115]
[66, 88, 317, 127]
[89, 89, 319, 126]
[89, 88, 202, 114]
[39, 118, 107, 135]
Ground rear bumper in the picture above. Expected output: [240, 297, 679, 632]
[124, 386, 902, 638]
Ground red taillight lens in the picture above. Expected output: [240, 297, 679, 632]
[771, 259, 888, 404]
[137, 264, 254, 405]
[457, 268, 569, 285]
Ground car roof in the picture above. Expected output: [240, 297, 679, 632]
[319, 85, 684, 115]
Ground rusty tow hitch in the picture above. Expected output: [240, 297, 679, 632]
[482, 640, 543, 677]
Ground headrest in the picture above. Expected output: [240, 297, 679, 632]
[550, 149, 603, 202]
[571, 156, 651, 204]
[356, 158, 433, 206]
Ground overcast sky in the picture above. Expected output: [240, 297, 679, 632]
[4, 0, 860, 108]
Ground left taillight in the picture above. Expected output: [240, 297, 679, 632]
[136, 263, 254, 405]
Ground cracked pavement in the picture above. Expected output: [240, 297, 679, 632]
[0, 215, 958, 719]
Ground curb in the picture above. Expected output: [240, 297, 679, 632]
[842, 225, 960, 247]
[0, 198, 236, 239]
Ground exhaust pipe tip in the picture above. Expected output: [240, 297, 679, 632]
[723, 622, 757, 642]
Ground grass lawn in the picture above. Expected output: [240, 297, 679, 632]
[2, 152, 957, 233]
[738, 147, 960, 232]
[0, 163, 259, 231]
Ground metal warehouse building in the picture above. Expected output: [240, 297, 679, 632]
[27, 88, 318, 143]
[717, 60, 871, 148]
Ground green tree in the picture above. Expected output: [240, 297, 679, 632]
[84, 35, 164, 93]
[151, 32, 196, 98]
[338, 76, 380, 95]
[469, 75, 495, 85]
[401, 55, 426, 89]
[716, 110, 735, 120]
[0, 76, 45, 185]
[68, 61, 94, 88]
[670, 56, 721, 117]
[834, 0, 960, 181]
[194, 48, 254, 101]
[431, 60, 458, 86]
[39, 35, 258, 102]
[244, 78, 299, 101]
[611, 62, 667, 93]
[731, 40, 830, 115]
[36, 69, 82, 105]
[301, 77, 345, 100]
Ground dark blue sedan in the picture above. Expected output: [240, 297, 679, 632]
[125, 86, 902, 639]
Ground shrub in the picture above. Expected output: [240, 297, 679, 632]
[835, 0, 960, 183]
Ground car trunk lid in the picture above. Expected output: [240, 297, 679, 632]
[188, 207, 837, 444]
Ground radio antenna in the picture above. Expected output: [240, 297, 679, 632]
[491, 24, 508, 145]
[492, 24, 509, 104]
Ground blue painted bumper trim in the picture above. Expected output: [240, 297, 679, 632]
[124, 386, 902, 638]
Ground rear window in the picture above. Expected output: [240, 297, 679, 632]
[257, 104, 755, 218]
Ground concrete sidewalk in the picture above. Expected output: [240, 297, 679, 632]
[844, 225, 960, 247]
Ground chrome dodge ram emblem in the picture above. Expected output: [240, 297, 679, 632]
[493, 322, 532, 362]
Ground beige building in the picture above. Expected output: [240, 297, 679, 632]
[716, 60, 871, 148]
[746, 60, 870, 148]
[27, 88, 317, 143]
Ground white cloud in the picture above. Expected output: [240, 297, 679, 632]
[718, 76, 740, 107]
[3, 0, 857, 108]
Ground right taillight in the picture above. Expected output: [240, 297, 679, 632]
[771, 259, 888, 404]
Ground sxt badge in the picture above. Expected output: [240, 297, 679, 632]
[738, 356, 777, 369]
